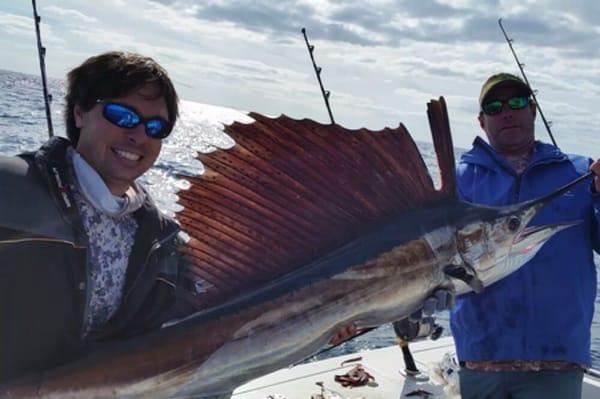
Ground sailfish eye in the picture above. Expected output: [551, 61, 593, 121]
[507, 217, 521, 232]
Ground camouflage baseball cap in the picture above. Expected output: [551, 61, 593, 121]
[479, 73, 532, 105]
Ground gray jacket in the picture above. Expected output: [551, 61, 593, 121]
[0, 137, 185, 382]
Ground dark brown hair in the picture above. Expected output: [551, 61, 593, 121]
[65, 51, 179, 144]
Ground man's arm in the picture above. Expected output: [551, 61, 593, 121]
[588, 160, 600, 253]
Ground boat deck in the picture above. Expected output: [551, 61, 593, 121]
[233, 337, 600, 398]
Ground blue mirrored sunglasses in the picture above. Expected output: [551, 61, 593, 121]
[97, 100, 172, 139]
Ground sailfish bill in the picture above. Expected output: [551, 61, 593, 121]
[0, 98, 587, 398]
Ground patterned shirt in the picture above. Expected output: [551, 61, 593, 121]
[72, 188, 138, 333]
[66, 149, 141, 334]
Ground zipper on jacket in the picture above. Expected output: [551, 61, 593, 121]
[28, 141, 93, 339]
[513, 174, 521, 202]
[81, 247, 92, 339]
[123, 228, 180, 304]
[51, 167, 73, 209]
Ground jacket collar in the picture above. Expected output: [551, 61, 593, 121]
[30, 137, 180, 242]
[26, 137, 85, 242]
[33, 136, 73, 170]
[460, 136, 566, 174]
[31, 136, 76, 208]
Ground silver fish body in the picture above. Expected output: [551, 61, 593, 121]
[1, 191, 581, 398]
[2, 100, 590, 398]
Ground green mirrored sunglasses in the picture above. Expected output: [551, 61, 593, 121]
[481, 95, 530, 116]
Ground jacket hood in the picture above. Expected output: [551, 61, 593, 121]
[33, 136, 73, 169]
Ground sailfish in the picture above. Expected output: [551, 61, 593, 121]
[0, 98, 586, 398]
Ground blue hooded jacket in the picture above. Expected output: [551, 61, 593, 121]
[450, 137, 600, 366]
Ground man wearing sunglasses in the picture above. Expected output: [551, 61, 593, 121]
[0, 51, 192, 383]
[450, 73, 600, 398]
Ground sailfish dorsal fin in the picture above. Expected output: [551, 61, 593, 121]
[176, 97, 456, 309]
[428, 97, 456, 199]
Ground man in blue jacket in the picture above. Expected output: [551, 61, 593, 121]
[451, 72, 600, 398]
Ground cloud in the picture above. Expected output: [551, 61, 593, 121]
[0, 12, 35, 37]
[1, 0, 599, 155]
[148, 0, 600, 57]
[149, 0, 468, 47]
[196, 1, 386, 46]
[43, 6, 97, 25]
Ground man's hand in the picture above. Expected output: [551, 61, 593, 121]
[329, 288, 454, 346]
[329, 323, 360, 346]
[421, 288, 454, 316]
[393, 315, 443, 342]
[590, 159, 600, 192]
[393, 288, 454, 342]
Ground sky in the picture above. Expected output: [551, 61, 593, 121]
[1, 0, 599, 153]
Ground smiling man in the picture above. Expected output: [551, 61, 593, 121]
[0, 52, 187, 382]
[451, 73, 600, 399]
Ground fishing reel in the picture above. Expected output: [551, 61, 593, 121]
[393, 315, 444, 343]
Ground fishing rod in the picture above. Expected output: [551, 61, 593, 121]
[32, 0, 54, 138]
[498, 18, 557, 147]
[301, 27, 335, 125]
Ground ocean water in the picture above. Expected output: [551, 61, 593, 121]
[1, 69, 599, 370]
